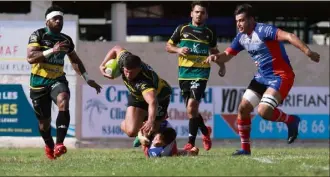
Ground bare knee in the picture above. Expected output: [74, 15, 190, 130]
[186, 99, 199, 118]
[57, 93, 70, 111]
[120, 121, 138, 137]
[257, 105, 273, 120]
[238, 102, 254, 119]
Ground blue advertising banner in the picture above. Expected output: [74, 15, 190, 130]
[0, 84, 75, 137]
[213, 86, 329, 139]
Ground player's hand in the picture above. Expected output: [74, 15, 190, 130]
[203, 54, 218, 64]
[218, 63, 226, 77]
[53, 41, 70, 53]
[307, 50, 320, 63]
[140, 120, 155, 136]
[177, 47, 190, 56]
[99, 65, 114, 79]
[87, 80, 102, 94]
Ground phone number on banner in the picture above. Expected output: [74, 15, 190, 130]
[252, 115, 329, 139]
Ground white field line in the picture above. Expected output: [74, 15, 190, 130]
[252, 157, 275, 164]
[301, 163, 329, 171]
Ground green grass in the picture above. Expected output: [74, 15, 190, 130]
[0, 147, 329, 176]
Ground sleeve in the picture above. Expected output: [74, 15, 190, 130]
[27, 30, 41, 47]
[66, 36, 75, 53]
[167, 25, 183, 45]
[258, 24, 279, 41]
[209, 27, 218, 48]
[137, 81, 155, 95]
[225, 33, 245, 56]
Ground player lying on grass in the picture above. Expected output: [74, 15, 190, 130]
[138, 120, 199, 158]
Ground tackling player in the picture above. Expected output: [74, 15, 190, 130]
[165, 1, 223, 151]
[99, 45, 172, 140]
[204, 4, 320, 155]
[27, 5, 102, 160]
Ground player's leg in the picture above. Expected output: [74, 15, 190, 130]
[257, 77, 300, 144]
[194, 80, 212, 151]
[121, 95, 148, 137]
[233, 79, 266, 155]
[180, 80, 211, 150]
[50, 81, 71, 158]
[30, 88, 55, 160]
[179, 80, 199, 150]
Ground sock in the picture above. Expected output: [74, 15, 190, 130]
[188, 117, 199, 146]
[39, 127, 54, 149]
[198, 114, 209, 136]
[56, 110, 70, 144]
[268, 108, 295, 124]
[237, 118, 251, 152]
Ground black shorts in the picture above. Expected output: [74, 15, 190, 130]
[247, 78, 268, 96]
[127, 95, 170, 121]
[30, 81, 70, 120]
[179, 80, 207, 106]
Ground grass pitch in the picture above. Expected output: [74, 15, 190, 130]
[0, 147, 328, 176]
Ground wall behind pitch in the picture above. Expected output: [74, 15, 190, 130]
[75, 42, 329, 140]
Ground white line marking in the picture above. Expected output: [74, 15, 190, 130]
[301, 163, 329, 171]
[252, 157, 274, 164]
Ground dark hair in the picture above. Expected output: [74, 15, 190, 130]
[234, 4, 254, 18]
[45, 5, 64, 18]
[123, 54, 142, 69]
[160, 128, 177, 145]
[191, 1, 209, 12]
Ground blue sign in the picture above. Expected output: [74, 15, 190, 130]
[0, 85, 58, 136]
[214, 114, 329, 139]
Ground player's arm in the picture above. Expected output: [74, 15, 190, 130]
[67, 50, 102, 93]
[26, 31, 46, 64]
[99, 45, 125, 79]
[165, 25, 189, 56]
[209, 28, 226, 77]
[27, 31, 71, 64]
[27, 46, 46, 64]
[140, 88, 158, 135]
[204, 34, 243, 65]
[276, 29, 320, 62]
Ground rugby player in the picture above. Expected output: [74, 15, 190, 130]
[203, 4, 320, 155]
[27, 5, 102, 159]
[165, 1, 224, 151]
[139, 120, 199, 158]
[99, 45, 172, 140]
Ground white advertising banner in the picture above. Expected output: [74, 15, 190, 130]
[81, 85, 128, 138]
[0, 20, 77, 75]
[81, 84, 215, 139]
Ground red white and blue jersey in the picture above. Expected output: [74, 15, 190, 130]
[225, 23, 294, 79]
[147, 120, 178, 157]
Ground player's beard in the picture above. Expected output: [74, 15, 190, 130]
[51, 24, 63, 34]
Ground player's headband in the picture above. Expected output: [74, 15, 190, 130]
[46, 11, 63, 21]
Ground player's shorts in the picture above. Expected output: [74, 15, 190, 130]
[30, 80, 70, 120]
[179, 80, 207, 105]
[127, 95, 170, 121]
[248, 74, 294, 100]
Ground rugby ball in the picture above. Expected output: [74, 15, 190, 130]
[104, 59, 121, 78]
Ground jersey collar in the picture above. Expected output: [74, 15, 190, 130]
[189, 22, 205, 30]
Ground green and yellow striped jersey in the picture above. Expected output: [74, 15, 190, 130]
[27, 27, 74, 88]
[168, 22, 217, 80]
